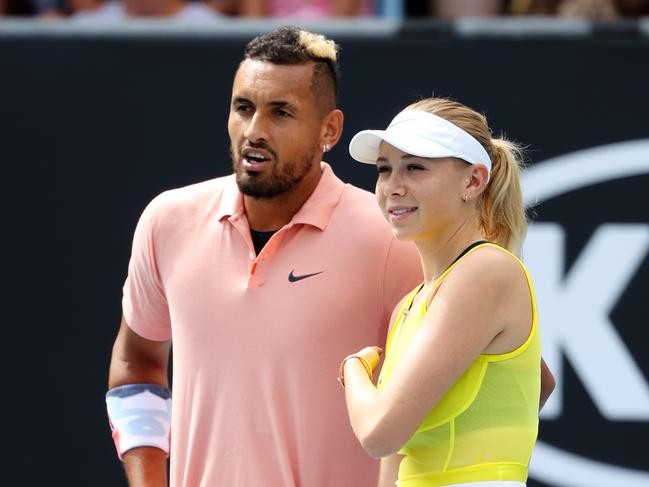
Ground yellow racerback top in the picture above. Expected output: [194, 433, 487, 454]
[377, 243, 541, 487]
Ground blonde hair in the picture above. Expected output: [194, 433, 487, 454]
[406, 98, 527, 255]
[298, 30, 338, 62]
[244, 26, 340, 112]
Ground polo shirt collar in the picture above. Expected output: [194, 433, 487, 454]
[216, 162, 345, 231]
[216, 175, 245, 222]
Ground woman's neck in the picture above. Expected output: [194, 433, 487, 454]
[415, 220, 485, 285]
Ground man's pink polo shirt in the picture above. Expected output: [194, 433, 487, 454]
[122, 163, 422, 487]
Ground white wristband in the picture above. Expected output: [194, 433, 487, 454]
[106, 384, 172, 460]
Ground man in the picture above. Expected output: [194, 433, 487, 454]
[106, 26, 423, 486]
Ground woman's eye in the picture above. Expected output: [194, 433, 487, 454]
[377, 165, 390, 174]
[407, 164, 424, 171]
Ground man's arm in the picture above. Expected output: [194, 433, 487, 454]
[540, 357, 555, 411]
[108, 316, 171, 487]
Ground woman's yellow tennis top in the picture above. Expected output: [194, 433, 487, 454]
[377, 243, 541, 486]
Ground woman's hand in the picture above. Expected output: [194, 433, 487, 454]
[352, 346, 383, 373]
[339, 346, 383, 387]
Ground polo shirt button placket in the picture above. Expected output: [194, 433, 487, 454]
[247, 233, 280, 288]
[247, 253, 262, 289]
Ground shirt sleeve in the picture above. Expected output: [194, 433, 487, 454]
[121, 195, 172, 341]
[381, 237, 423, 328]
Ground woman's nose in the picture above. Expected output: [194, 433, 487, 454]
[383, 173, 406, 197]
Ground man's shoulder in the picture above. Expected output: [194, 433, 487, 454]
[148, 174, 235, 215]
[337, 183, 388, 228]
[341, 182, 374, 198]
[339, 183, 376, 209]
[331, 183, 421, 284]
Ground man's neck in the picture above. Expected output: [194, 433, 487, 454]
[243, 171, 322, 231]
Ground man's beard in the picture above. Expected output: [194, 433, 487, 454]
[231, 147, 316, 199]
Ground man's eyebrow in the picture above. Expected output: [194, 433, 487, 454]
[269, 100, 298, 111]
[232, 97, 298, 111]
[232, 96, 252, 105]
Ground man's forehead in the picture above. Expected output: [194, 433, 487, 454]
[233, 59, 314, 100]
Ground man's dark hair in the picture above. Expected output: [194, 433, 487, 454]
[243, 26, 340, 114]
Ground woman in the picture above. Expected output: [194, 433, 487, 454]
[340, 97, 553, 487]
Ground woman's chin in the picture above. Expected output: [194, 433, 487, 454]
[391, 227, 416, 241]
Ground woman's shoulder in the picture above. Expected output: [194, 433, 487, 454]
[444, 243, 527, 292]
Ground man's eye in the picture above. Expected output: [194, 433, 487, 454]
[235, 104, 251, 112]
[276, 110, 291, 117]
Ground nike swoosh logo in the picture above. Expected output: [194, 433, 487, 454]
[288, 270, 324, 282]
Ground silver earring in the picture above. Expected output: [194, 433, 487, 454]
[323, 144, 331, 152]
[462, 194, 469, 202]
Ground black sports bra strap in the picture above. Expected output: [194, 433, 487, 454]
[402, 240, 491, 318]
[402, 282, 425, 316]
[450, 240, 491, 267]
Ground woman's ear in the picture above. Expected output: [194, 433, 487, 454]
[468, 164, 489, 193]
[462, 164, 489, 202]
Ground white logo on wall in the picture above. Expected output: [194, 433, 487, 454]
[522, 139, 649, 487]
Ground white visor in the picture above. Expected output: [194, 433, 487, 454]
[349, 109, 492, 176]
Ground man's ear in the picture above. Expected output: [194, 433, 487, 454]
[320, 109, 344, 152]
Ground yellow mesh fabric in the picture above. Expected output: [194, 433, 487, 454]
[377, 243, 540, 487]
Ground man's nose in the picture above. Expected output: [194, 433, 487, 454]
[243, 112, 269, 144]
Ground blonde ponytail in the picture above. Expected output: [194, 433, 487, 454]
[479, 138, 527, 255]
[406, 97, 528, 255]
